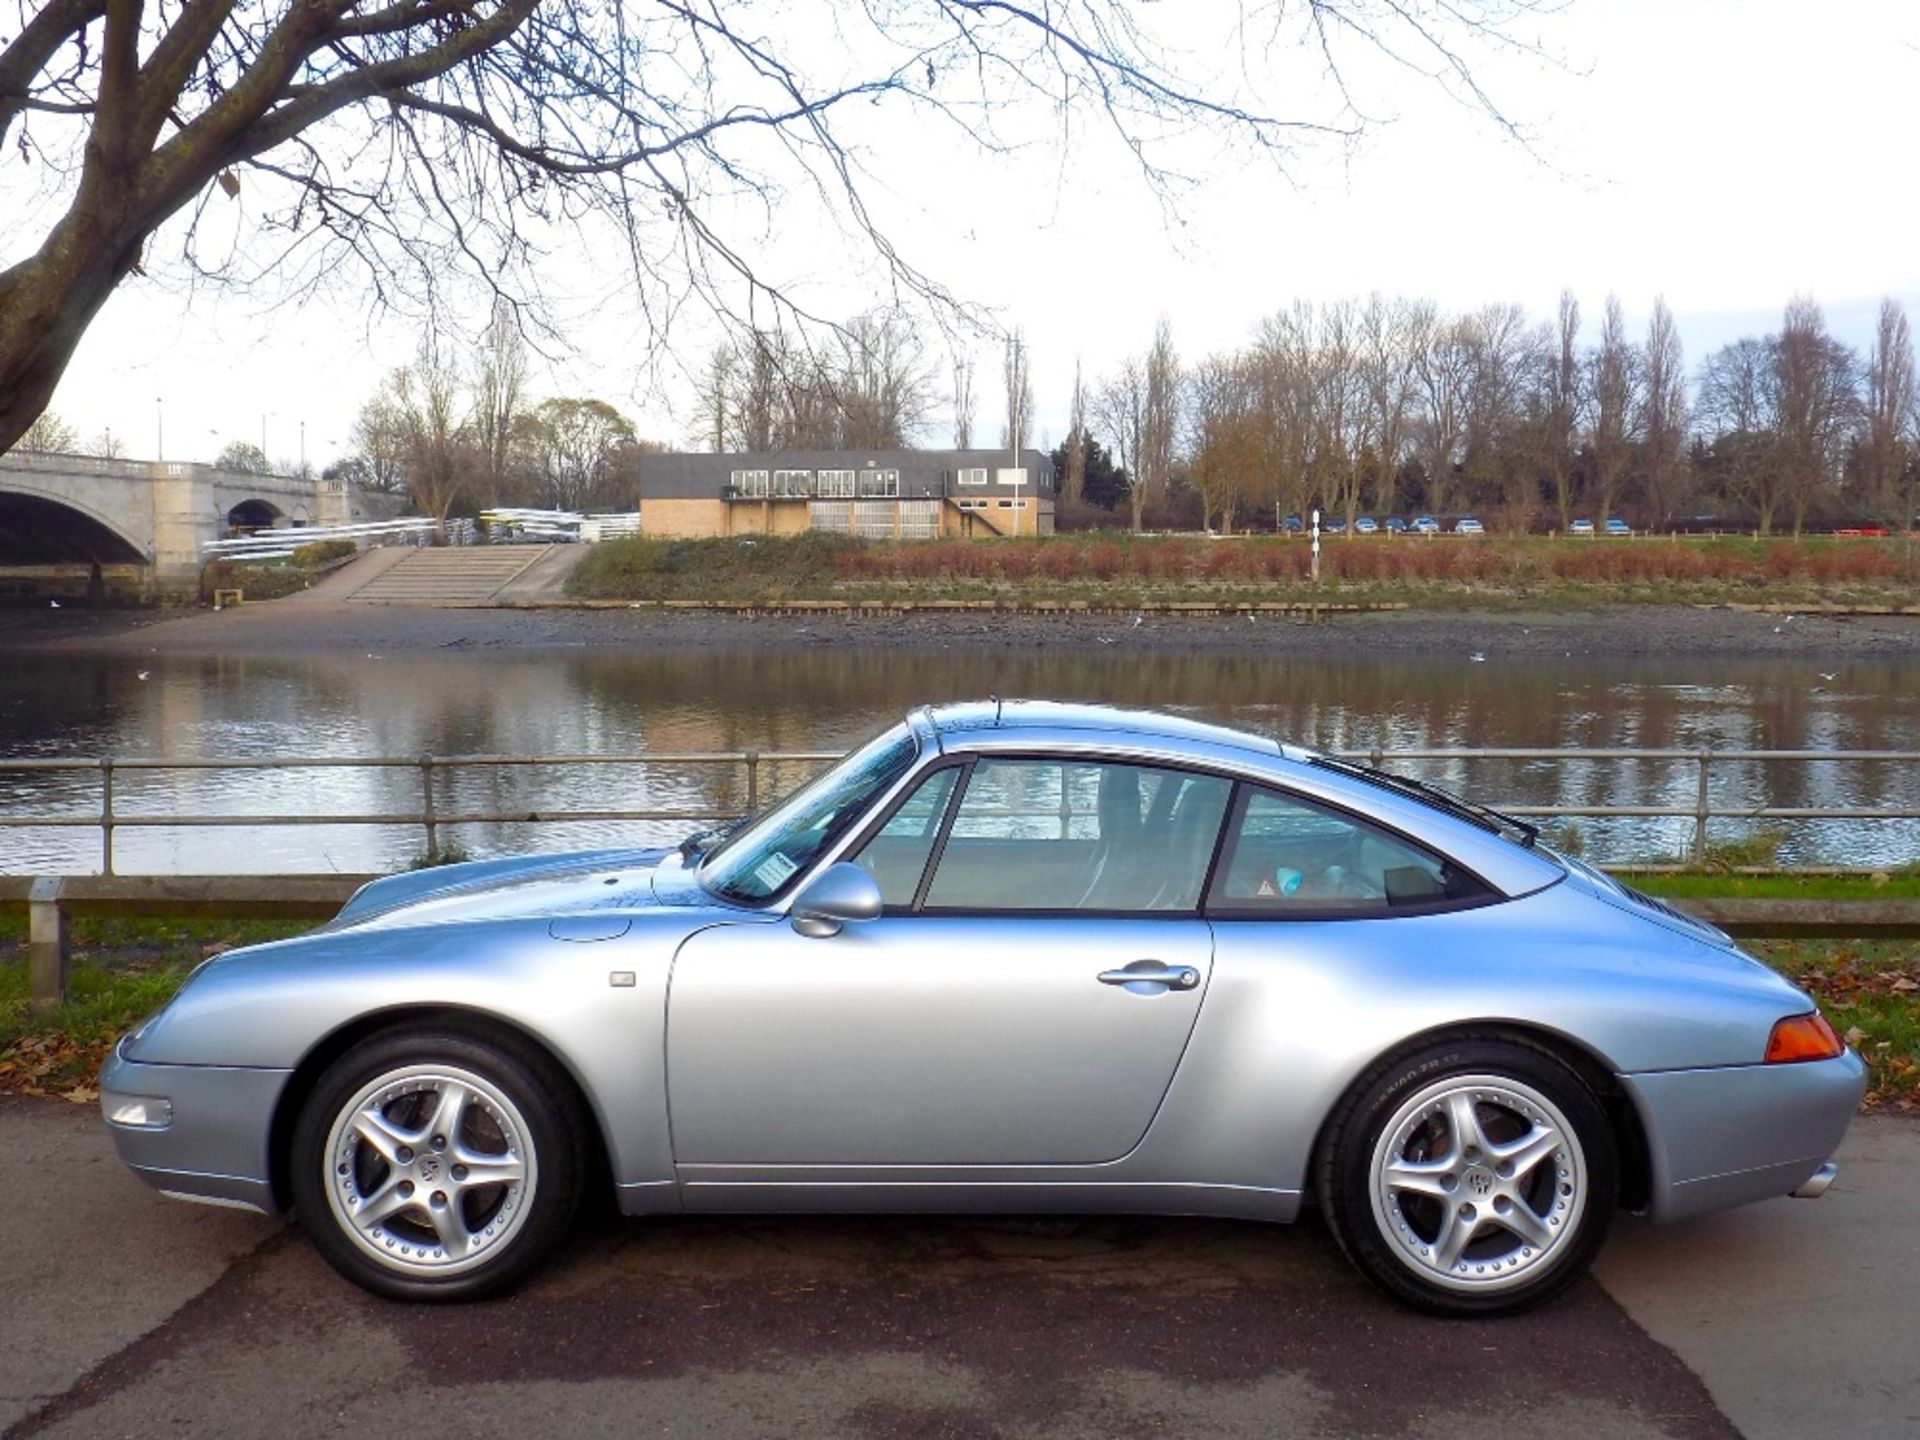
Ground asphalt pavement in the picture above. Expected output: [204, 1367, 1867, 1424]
[3, 1096, 1912, 1439]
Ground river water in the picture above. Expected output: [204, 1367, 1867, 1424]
[2, 645, 1917, 874]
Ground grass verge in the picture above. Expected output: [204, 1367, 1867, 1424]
[0, 915, 306, 1100]
[1623, 871, 1920, 902]
[567, 532, 1920, 608]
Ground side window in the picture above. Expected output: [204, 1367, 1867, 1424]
[921, 759, 1230, 913]
[1209, 787, 1489, 916]
[848, 767, 960, 906]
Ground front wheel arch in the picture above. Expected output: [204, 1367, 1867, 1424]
[268, 1005, 612, 1214]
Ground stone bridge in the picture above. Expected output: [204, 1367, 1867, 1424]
[0, 451, 374, 592]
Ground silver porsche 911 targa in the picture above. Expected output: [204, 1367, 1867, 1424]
[100, 701, 1864, 1315]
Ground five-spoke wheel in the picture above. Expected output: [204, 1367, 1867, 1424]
[292, 1027, 584, 1300]
[1319, 1039, 1616, 1316]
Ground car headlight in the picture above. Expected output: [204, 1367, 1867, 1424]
[105, 1095, 173, 1129]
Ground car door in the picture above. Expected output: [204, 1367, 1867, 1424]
[665, 755, 1233, 1168]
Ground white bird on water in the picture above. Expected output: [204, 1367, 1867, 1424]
[1469, 652, 1486, 663]
[136, 670, 150, 681]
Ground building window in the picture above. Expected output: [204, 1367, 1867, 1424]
[773, 469, 812, 497]
[730, 469, 769, 498]
[997, 500, 1028, 509]
[857, 469, 900, 498]
[816, 469, 855, 498]
[956, 467, 988, 487]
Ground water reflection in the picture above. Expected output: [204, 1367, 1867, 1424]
[1, 646, 1915, 874]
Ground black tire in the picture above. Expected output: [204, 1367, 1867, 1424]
[1315, 1037, 1617, 1317]
[290, 1024, 587, 1302]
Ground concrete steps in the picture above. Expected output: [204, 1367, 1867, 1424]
[343, 545, 552, 604]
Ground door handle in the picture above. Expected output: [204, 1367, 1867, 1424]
[1098, 963, 1201, 992]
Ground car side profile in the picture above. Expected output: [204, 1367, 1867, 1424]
[99, 701, 1863, 1316]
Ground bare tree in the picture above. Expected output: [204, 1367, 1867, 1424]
[1357, 295, 1421, 521]
[952, 354, 976, 450]
[522, 397, 638, 510]
[1092, 359, 1147, 530]
[87, 427, 126, 459]
[349, 393, 410, 493]
[13, 410, 78, 454]
[1772, 296, 1858, 535]
[1638, 297, 1688, 529]
[734, 334, 783, 454]
[1063, 360, 1088, 504]
[692, 348, 736, 453]
[389, 342, 472, 536]
[1698, 336, 1782, 533]
[835, 311, 934, 448]
[1544, 290, 1581, 528]
[1186, 353, 1258, 533]
[1140, 318, 1181, 517]
[1412, 313, 1473, 517]
[1251, 302, 1320, 526]
[469, 298, 527, 510]
[0, 2, 1554, 453]
[214, 439, 272, 474]
[1001, 330, 1034, 455]
[1860, 298, 1916, 525]
[1585, 295, 1637, 525]
[1309, 302, 1364, 529]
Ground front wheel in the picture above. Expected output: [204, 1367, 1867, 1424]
[290, 1026, 585, 1301]
[1317, 1039, 1617, 1316]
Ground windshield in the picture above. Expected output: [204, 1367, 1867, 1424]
[699, 723, 920, 904]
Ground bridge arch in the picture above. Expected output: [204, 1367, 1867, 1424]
[225, 497, 286, 533]
[0, 489, 148, 565]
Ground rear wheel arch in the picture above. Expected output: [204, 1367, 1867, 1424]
[268, 1005, 612, 1213]
[1308, 1020, 1651, 1215]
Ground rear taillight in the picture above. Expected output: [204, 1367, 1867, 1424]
[1764, 1012, 1844, 1064]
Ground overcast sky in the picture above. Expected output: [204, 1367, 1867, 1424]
[18, 0, 1920, 471]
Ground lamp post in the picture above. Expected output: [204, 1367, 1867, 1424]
[155, 397, 164, 461]
[1311, 507, 1321, 585]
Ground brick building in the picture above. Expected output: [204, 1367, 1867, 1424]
[635, 448, 1055, 540]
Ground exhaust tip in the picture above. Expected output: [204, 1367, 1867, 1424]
[1790, 1161, 1838, 1199]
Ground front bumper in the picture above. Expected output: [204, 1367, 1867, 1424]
[99, 1042, 293, 1215]
[1623, 1049, 1868, 1222]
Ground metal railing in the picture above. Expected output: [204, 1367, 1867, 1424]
[1, 745, 1918, 877]
[0, 750, 841, 875]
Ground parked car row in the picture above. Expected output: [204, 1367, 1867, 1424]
[1284, 514, 1485, 536]
[1275, 514, 1635, 537]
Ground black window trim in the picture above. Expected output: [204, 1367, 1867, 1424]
[832, 749, 1507, 924]
[1202, 779, 1501, 923]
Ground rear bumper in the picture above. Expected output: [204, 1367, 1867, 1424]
[99, 1043, 292, 1215]
[1623, 1049, 1867, 1222]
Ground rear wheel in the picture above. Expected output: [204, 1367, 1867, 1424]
[290, 1026, 585, 1301]
[1317, 1039, 1616, 1316]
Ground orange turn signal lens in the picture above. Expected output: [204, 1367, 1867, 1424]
[1764, 1012, 1843, 1064]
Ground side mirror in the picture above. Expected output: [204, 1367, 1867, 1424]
[788, 861, 884, 939]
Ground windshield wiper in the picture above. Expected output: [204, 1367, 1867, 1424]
[678, 812, 755, 862]
[1313, 758, 1539, 849]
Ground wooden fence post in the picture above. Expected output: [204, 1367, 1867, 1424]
[28, 876, 69, 1015]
